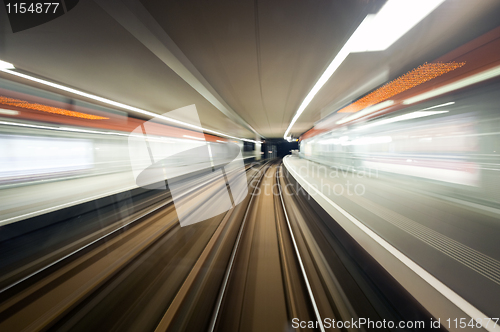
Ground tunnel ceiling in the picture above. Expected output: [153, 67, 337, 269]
[1, 0, 500, 139]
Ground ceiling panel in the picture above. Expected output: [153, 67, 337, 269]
[0, 1, 252, 137]
[141, 0, 383, 137]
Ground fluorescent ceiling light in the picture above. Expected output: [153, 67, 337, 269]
[0, 120, 139, 138]
[349, 0, 446, 53]
[183, 135, 204, 141]
[283, 0, 445, 139]
[283, 45, 350, 139]
[420, 101, 455, 110]
[403, 65, 500, 104]
[0, 120, 193, 143]
[355, 110, 448, 131]
[0, 109, 19, 116]
[336, 100, 394, 125]
[355, 102, 452, 130]
[0, 62, 261, 144]
[0, 60, 15, 70]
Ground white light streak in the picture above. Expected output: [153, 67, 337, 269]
[0, 63, 261, 144]
[403, 65, 500, 104]
[283, 0, 445, 138]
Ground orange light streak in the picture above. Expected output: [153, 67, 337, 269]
[0, 96, 109, 120]
[338, 62, 465, 113]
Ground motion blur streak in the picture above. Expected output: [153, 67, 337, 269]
[283, 0, 446, 139]
[0, 66, 261, 144]
[337, 62, 465, 113]
[1, 1, 500, 331]
[0, 95, 109, 120]
[299, 78, 500, 325]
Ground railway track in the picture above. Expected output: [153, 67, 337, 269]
[0, 163, 260, 331]
[0, 160, 418, 331]
[210, 163, 321, 331]
[0, 163, 257, 295]
[152, 162, 350, 332]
